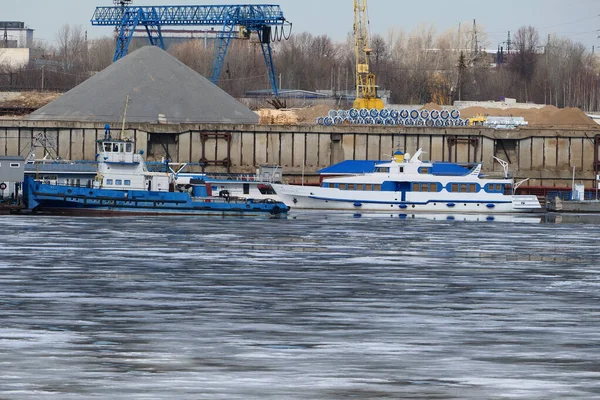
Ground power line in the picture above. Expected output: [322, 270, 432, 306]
[541, 14, 600, 29]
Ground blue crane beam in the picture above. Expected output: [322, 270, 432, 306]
[91, 5, 286, 27]
[90, 5, 288, 95]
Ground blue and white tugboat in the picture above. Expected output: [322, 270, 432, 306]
[23, 135, 288, 217]
[272, 150, 541, 213]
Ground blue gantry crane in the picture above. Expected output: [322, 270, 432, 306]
[90, 4, 290, 95]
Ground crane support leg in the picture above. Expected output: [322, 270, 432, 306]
[114, 9, 141, 61]
[257, 27, 279, 96]
[210, 23, 235, 86]
[113, 8, 165, 62]
[144, 7, 165, 49]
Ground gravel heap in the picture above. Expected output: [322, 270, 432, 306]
[28, 46, 258, 124]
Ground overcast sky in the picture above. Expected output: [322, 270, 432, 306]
[3, 0, 599, 51]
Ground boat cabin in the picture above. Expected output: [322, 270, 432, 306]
[95, 138, 170, 192]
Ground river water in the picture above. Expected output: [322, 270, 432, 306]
[0, 211, 599, 399]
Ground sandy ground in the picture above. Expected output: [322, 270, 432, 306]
[2, 92, 594, 128]
[258, 103, 597, 128]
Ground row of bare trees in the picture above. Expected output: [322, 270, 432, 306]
[1, 23, 599, 111]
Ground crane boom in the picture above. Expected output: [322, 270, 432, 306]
[353, 0, 383, 110]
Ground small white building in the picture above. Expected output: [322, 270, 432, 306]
[1, 21, 34, 48]
[0, 156, 25, 201]
[0, 21, 34, 69]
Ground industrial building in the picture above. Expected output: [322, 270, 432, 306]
[0, 21, 34, 69]
[0, 21, 33, 48]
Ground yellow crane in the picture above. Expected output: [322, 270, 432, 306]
[353, 0, 384, 110]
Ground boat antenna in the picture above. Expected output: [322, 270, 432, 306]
[492, 156, 509, 178]
[120, 95, 130, 140]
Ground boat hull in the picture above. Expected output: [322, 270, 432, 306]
[24, 178, 288, 217]
[272, 184, 541, 213]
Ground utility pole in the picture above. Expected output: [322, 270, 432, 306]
[473, 19, 479, 56]
[41, 65, 45, 91]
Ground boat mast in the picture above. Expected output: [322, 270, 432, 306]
[120, 95, 130, 140]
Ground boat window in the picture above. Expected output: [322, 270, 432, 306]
[243, 183, 250, 194]
[112, 143, 119, 152]
[124, 180, 131, 185]
[470, 184, 477, 193]
[486, 183, 502, 193]
[373, 184, 381, 191]
[258, 186, 276, 195]
[104, 143, 111, 152]
[451, 183, 458, 192]
[356, 184, 364, 191]
[322, 183, 330, 188]
[106, 179, 113, 185]
[399, 167, 404, 173]
[116, 179, 122, 185]
[365, 184, 372, 191]
[125, 143, 132, 153]
[10, 163, 20, 168]
[375, 167, 390, 173]
[412, 183, 420, 192]
[460, 184, 467, 192]
[419, 167, 430, 174]
[347, 184, 355, 190]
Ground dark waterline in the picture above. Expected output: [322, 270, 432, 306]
[1, 212, 599, 399]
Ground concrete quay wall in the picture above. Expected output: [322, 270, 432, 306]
[1, 120, 599, 188]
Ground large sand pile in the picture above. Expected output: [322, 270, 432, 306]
[421, 102, 443, 111]
[256, 102, 597, 128]
[29, 46, 259, 124]
[294, 104, 332, 124]
[459, 104, 595, 127]
[258, 109, 298, 125]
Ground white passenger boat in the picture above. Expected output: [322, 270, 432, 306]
[174, 165, 282, 202]
[272, 150, 542, 213]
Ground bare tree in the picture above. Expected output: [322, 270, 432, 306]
[87, 37, 114, 73]
[509, 25, 540, 101]
[55, 24, 88, 73]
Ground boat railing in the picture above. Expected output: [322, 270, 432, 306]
[548, 190, 597, 201]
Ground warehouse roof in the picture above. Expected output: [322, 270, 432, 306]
[28, 46, 258, 124]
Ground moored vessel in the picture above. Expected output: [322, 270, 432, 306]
[272, 150, 541, 213]
[23, 136, 288, 217]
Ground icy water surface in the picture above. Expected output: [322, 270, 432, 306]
[0, 211, 599, 399]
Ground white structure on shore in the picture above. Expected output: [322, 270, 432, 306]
[0, 21, 34, 69]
